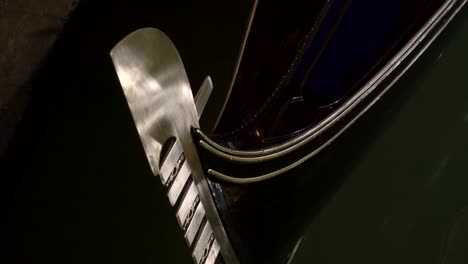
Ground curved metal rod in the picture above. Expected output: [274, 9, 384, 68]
[206, 0, 465, 183]
[197, 0, 459, 162]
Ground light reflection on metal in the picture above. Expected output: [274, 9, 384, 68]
[195, 76, 213, 119]
[167, 161, 191, 205]
[197, 0, 467, 184]
[185, 203, 206, 246]
[177, 182, 200, 227]
[197, 0, 466, 160]
[193, 222, 215, 264]
[110, 28, 238, 263]
[205, 239, 221, 264]
[215, 0, 259, 129]
[159, 140, 183, 184]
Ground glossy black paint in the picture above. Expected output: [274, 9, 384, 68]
[214, 0, 446, 150]
[198, 1, 467, 263]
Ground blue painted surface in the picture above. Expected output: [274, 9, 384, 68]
[293, 0, 436, 105]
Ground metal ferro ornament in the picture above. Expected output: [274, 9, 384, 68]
[109, 0, 466, 262]
[110, 28, 238, 264]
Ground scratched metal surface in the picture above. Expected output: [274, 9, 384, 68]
[3, 1, 468, 263]
[293, 7, 468, 264]
[2, 1, 251, 263]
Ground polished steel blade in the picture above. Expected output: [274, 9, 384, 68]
[195, 76, 213, 119]
[110, 28, 197, 176]
[110, 28, 238, 264]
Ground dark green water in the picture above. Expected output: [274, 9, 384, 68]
[2, 1, 251, 263]
[293, 7, 468, 264]
[2, 2, 468, 264]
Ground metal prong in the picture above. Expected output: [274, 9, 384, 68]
[185, 203, 206, 246]
[193, 222, 215, 264]
[195, 76, 213, 119]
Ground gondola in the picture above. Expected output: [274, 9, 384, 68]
[109, 0, 467, 263]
